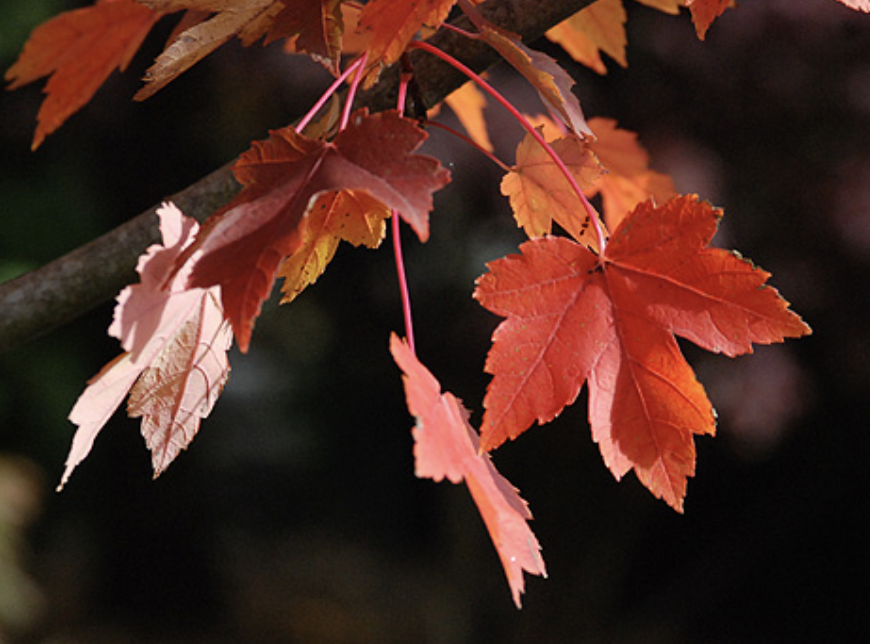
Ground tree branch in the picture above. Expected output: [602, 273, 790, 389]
[0, 0, 595, 354]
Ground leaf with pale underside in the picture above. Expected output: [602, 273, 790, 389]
[837, 0, 870, 10]
[478, 25, 593, 138]
[60, 203, 231, 490]
[128, 292, 231, 476]
[474, 195, 810, 511]
[390, 334, 546, 607]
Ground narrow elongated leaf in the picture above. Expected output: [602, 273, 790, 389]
[479, 25, 593, 137]
[390, 334, 546, 607]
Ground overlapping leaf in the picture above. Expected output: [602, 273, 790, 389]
[477, 24, 592, 137]
[501, 128, 603, 247]
[546, 0, 627, 75]
[358, 0, 457, 86]
[184, 109, 450, 352]
[135, 0, 282, 99]
[275, 0, 345, 72]
[5, 0, 160, 149]
[277, 189, 391, 304]
[586, 117, 676, 230]
[60, 203, 232, 490]
[522, 114, 676, 232]
[390, 334, 546, 607]
[474, 195, 810, 511]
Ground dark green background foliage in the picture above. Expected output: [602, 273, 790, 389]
[0, 1, 867, 642]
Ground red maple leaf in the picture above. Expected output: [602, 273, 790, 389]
[390, 334, 546, 606]
[185, 109, 450, 352]
[272, 0, 345, 73]
[473, 195, 810, 511]
[5, 0, 160, 149]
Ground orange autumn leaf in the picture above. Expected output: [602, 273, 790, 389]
[586, 116, 677, 230]
[5, 0, 160, 149]
[444, 81, 494, 153]
[685, 0, 734, 39]
[277, 190, 391, 304]
[390, 334, 546, 606]
[546, 0, 627, 75]
[358, 0, 457, 86]
[635, 0, 683, 13]
[474, 195, 810, 511]
[521, 113, 677, 231]
[264, 0, 345, 73]
[501, 128, 604, 247]
[334, 2, 370, 55]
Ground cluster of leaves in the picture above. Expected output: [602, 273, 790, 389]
[11, 0, 859, 604]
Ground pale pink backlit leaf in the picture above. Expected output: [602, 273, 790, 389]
[390, 334, 546, 606]
[60, 203, 231, 489]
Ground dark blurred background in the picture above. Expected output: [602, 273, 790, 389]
[1, 1, 868, 642]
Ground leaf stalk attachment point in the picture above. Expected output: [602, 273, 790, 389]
[410, 39, 608, 255]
